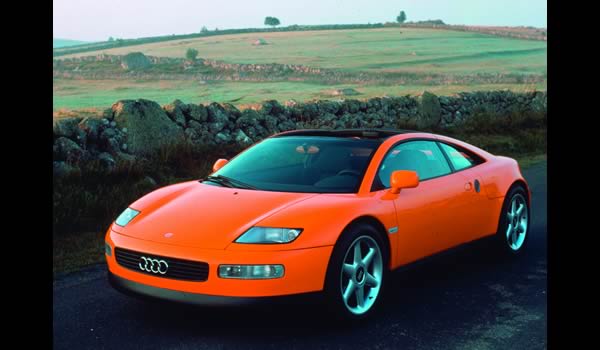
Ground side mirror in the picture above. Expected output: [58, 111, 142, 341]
[212, 158, 229, 173]
[389, 170, 419, 194]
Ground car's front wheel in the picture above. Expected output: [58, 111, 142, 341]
[324, 222, 387, 321]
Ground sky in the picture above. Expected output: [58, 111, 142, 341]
[53, 0, 547, 42]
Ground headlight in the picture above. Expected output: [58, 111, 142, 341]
[235, 227, 303, 244]
[218, 264, 284, 279]
[115, 207, 140, 227]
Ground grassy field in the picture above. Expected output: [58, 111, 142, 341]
[61, 27, 546, 75]
[53, 27, 546, 111]
[53, 78, 545, 110]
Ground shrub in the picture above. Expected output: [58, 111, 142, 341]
[186, 48, 199, 61]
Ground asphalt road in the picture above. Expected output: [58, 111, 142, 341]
[53, 161, 547, 350]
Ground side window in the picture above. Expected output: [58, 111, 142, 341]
[376, 140, 452, 188]
[439, 143, 483, 171]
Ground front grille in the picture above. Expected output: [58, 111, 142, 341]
[114, 247, 209, 282]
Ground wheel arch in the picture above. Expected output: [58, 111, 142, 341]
[338, 215, 392, 269]
[509, 179, 531, 204]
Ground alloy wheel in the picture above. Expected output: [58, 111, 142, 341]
[340, 235, 383, 315]
[506, 193, 528, 251]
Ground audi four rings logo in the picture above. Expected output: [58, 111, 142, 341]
[138, 256, 169, 275]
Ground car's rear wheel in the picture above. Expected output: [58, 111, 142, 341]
[324, 222, 387, 321]
[495, 185, 530, 255]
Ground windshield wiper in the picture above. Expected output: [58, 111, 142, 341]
[205, 175, 258, 190]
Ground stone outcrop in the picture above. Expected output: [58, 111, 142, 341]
[120, 52, 151, 70]
[112, 99, 184, 155]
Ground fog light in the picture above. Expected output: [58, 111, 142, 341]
[105, 242, 112, 256]
[218, 264, 284, 279]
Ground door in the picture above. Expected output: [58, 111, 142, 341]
[374, 140, 468, 266]
[437, 142, 497, 241]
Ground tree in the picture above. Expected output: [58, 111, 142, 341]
[264, 16, 281, 27]
[108, 36, 114, 42]
[200, 26, 209, 33]
[397, 11, 407, 24]
[186, 48, 199, 61]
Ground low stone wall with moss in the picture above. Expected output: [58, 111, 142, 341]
[53, 90, 546, 177]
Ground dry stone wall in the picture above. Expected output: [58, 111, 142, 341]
[53, 91, 547, 176]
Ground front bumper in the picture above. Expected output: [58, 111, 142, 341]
[106, 229, 334, 299]
[108, 272, 321, 306]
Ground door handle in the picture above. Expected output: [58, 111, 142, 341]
[474, 179, 481, 193]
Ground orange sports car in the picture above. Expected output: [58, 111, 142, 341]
[106, 129, 530, 319]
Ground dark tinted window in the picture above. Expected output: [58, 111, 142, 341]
[376, 140, 451, 188]
[211, 136, 380, 193]
[439, 142, 483, 171]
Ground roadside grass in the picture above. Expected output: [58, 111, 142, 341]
[53, 79, 546, 111]
[53, 231, 105, 275]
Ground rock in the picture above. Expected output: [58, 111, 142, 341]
[284, 99, 298, 108]
[98, 152, 116, 171]
[135, 176, 158, 192]
[215, 131, 232, 143]
[417, 91, 442, 129]
[120, 52, 151, 70]
[207, 103, 230, 133]
[222, 103, 241, 118]
[234, 129, 252, 145]
[112, 99, 184, 155]
[54, 137, 84, 163]
[278, 120, 296, 131]
[252, 38, 268, 46]
[187, 120, 204, 133]
[53, 161, 79, 177]
[263, 115, 279, 132]
[329, 88, 360, 97]
[262, 100, 285, 116]
[141, 176, 157, 188]
[78, 117, 103, 143]
[319, 100, 341, 115]
[164, 99, 188, 127]
[184, 127, 200, 143]
[54, 117, 83, 139]
[115, 152, 136, 163]
[530, 91, 547, 113]
[237, 109, 261, 129]
[187, 104, 208, 122]
[102, 108, 114, 120]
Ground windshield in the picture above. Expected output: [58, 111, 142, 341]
[209, 136, 381, 193]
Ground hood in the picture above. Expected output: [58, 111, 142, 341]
[112, 181, 318, 249]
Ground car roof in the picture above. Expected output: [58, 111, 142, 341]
[273, 128, 418, 141]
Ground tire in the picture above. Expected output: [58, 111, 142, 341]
[494, 185, 530, 256]
[323, 222, 388, 321]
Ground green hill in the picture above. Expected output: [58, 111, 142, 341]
[53, 27, 546, 111]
